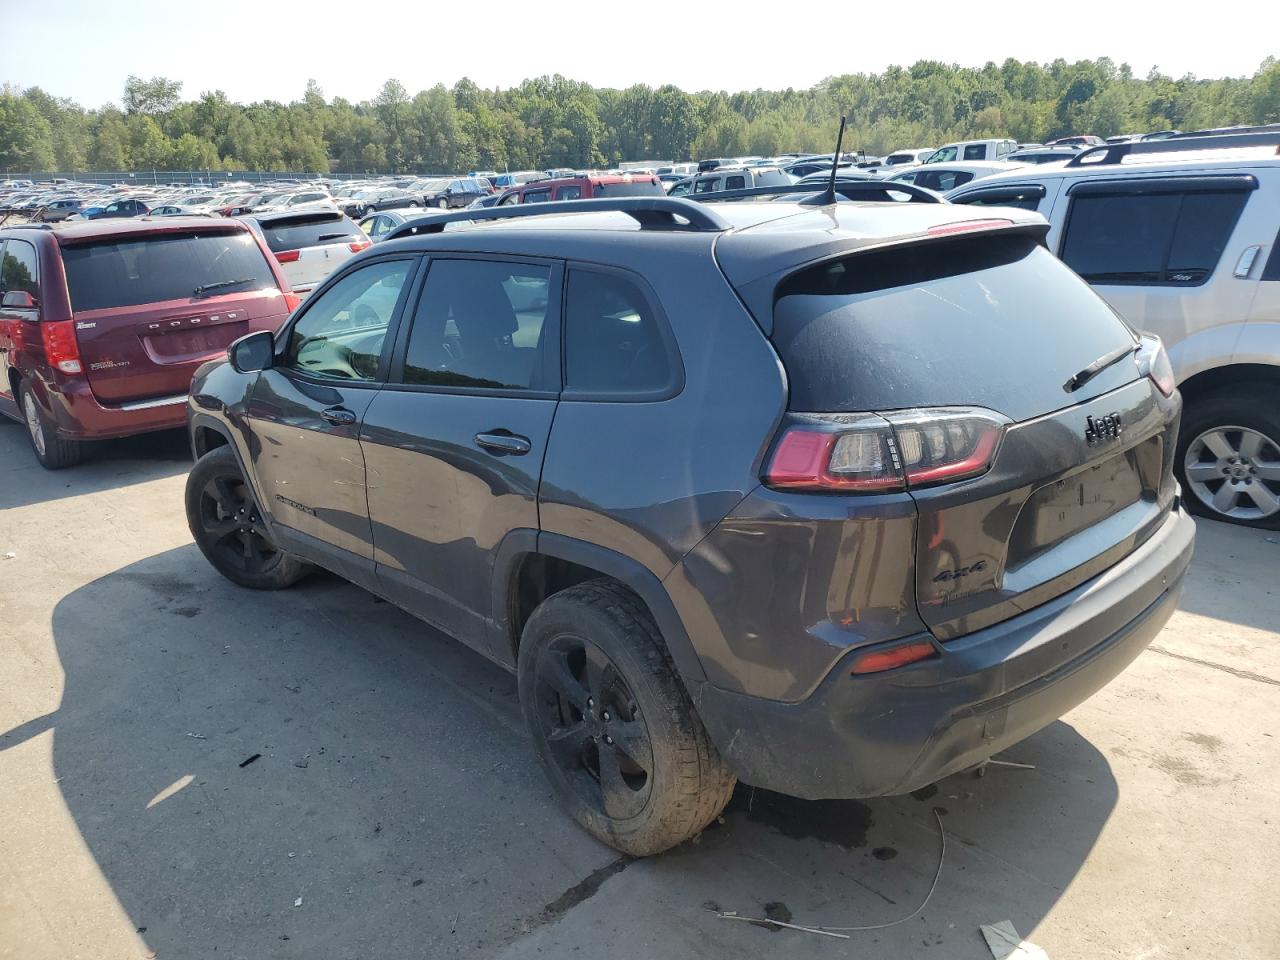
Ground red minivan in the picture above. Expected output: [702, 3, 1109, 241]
[0, 218, 298, 468]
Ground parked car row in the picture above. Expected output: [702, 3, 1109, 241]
[6, 123, 1277, 862]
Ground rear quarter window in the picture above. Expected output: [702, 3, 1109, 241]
[1061, 188, 1248, 285]
[62, 231, 278, 311]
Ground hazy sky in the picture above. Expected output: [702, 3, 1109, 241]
[4, 1, 1277, 106]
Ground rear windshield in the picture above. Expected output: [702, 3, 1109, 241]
[256, 214, 361, 253]
[595, 181, 666, 198]
[62, 231, 277, 312]
[772, 234, 1139, 422]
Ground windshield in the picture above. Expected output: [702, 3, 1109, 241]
[925, 146, 957, 163]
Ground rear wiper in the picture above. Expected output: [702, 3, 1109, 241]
[1064, 343, 1138, 393]
[194, 277, 256, 299]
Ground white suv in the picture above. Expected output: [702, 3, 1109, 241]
[948, 132, 1280, 528]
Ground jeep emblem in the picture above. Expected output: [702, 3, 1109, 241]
[1085, 413, 1122, 445]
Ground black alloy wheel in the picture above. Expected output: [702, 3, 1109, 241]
[530, 633, 655, 821]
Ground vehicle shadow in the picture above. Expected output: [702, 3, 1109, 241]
[0, 421, 191, 511]
[18, 545, 1116, 959]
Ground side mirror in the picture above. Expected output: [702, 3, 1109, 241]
[2, 290, 37, 310]
[229, 330, 275, 374]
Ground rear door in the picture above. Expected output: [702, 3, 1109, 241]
[0, 238, 41, 406]
[361, 254, 561, 660]
[1054, 175, 1258, 362]
[246, 255, 419, 583]
[59, 227, 292, 405]
[769, 231, 1175, 641]
[255, 211, 364, 294]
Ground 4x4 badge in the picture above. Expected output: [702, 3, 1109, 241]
[1085, 413, 1122, 445]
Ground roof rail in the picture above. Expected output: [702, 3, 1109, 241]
[1065, 130, 1280, 167]
[385, 196, 728, 241]
[685, 180, 944, 204]
[1167, 123, 1280, 139]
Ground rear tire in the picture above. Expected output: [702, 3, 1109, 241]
[518, 579, 736, 856]
[185, 446, 312, 589]
[20, 381, 85, 469]
[437, 197, 449, 209]
[1176, 385, 1280, 529]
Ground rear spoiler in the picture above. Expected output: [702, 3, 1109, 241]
[729, 220, 1050, 336]
[686, 181, 944, 204]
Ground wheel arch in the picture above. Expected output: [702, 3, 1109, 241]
[1178, 362, 1280, 406]
[493, 531, 707, 689]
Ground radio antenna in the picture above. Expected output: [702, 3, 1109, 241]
[820, 115, 847, 206]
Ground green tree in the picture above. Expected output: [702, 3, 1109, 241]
[124, 75, 183, 115]
[0, 91, 55, 170]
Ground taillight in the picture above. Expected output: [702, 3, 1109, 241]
[275, 249, 300, 263]
[850, 639, 938, 674]
[1135, 336, 1176, 397]
[764, 408, 1007, 493]
[284, 292, 302, 312]
[41, 320, 82, 374]
[349, 239, 371, 253]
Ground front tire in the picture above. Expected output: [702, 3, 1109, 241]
[518, 580, 736, 856]
[185, 446, 312, 589]
[1176, 385, 1280, 529]
[20, 381, 84, 469]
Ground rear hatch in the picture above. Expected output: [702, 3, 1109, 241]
[764, 229, 1179, 640]
[253, 211, 365, 293]
[60, 226, 290, 405]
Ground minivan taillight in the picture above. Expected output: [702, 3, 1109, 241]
[275, 249, 301, 263]
[349, 239, 371, 253]
[764, 408, 1008, 493]
[41, 320, 82, 374]
[284, 292, 302, 312]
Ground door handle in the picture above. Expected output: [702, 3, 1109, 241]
[320, 406, 357, 426]
[474, 431, 532, 456]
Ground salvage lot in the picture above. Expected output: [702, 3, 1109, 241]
[0, 421, 1277, 960]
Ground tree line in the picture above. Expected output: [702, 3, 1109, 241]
[2, 58, 1279, 175]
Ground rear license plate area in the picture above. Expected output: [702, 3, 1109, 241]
[1009, 439, 1158, 567]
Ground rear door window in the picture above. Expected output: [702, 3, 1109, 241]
[1061, 187, 1248, 285]
[556, 185, 583, 200]
[725, 175, 746, 190]
[771, 233, 1138, 423]
[401, 259, 552, 391]
[1, 238, 39, 295]
[963, 144, 986, 160]
[521, 189, 552, 204]
[564, 268, 675, 397]
[258, 214, 361, 253]
[62, 231, 277, 311]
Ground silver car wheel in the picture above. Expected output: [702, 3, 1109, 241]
[23, 390, 46, 457]
[1184, 425, 1280, 520]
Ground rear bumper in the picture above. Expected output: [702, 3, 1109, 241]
[40, 378, 189, 440]
[694, 505, 1195, 799]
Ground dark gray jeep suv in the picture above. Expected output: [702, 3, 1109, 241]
[184, 196, 1195, 856]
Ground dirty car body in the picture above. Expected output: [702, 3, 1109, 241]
[185, 197, 1194, 846]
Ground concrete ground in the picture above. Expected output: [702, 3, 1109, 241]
[1, 421, 1277, 960]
